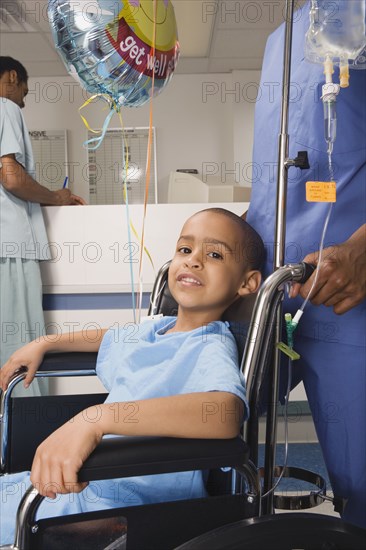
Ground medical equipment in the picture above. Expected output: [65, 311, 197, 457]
[305, 0, 366, 154]
[292, 202, 332, 327]
[321, 57, 340, 155]
[305, 0, 366, 71]
[267, 0, 309, 513]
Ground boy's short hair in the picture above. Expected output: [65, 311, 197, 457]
[0, 57, 28, 83]
[197, 208, 265, 272]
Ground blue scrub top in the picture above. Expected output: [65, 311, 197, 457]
[0, 98, 50, 260]
[247, 1, 366, 346]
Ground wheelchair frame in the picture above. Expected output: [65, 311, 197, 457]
[0, 260, 328, 550]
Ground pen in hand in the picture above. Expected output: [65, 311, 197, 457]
[59, 176, 86, 205]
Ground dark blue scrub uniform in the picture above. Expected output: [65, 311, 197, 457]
[247, 1, 366, 528]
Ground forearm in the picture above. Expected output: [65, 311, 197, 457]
[93, 392, 244, 440]
[0, 156, 62, 205]
[0, 330, 106, 390]
[30, 392, 244, 497]
[40, 330, 108, 354]
[347, 223, 366, 249]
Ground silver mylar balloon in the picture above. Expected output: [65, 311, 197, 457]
[48, 0, 180, 108]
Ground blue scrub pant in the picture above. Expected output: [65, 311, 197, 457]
[0, 258, 48, 396]
[295, 335, 366, 528]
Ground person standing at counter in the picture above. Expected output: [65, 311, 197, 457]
[0, 56, 85, 396]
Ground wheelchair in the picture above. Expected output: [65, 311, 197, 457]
[1, 261, 365, 550]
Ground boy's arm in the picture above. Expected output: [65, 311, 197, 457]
[31, 392, 244, 498]
[0, 330, 107, 391]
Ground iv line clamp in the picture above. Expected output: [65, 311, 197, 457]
[285, 150, 310, 170]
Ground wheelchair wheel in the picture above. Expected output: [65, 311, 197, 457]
[175, 513, 366, 550]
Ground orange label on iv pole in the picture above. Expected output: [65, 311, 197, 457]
[306, 181, 336, 202]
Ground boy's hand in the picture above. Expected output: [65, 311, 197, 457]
[0, 340, 46, 391]
[30, 409, 103, 498]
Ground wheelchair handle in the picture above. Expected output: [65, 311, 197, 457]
[299, 262, 316, 284]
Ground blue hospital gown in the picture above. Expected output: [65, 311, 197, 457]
[0, 98, 50, 396]
[246, 1, 366, 528]
[0, 317, 247, 544]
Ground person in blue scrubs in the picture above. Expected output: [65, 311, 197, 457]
[0, 57, 85, 396]
[246, 1, 366, 528]
[0, 208, 263, 544]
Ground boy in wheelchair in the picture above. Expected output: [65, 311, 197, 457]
[0, 207, 264, 545]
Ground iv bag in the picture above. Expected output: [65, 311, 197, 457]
[305, 0, 366, 68]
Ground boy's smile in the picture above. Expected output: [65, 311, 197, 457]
[177, 273, 202, 287]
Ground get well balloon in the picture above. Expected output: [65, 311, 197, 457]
[48, 0, 180, 107]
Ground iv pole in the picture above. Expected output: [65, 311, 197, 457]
[261, 0, 296, 514]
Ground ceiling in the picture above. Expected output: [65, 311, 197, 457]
[0, 0, 307, 77]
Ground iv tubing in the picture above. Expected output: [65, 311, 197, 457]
[300, 202, 333, 311]
[292, 201, 334, 325]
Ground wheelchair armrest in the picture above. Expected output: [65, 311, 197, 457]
[37, 352, 98, 372]
[1, 352, 100, 474]
[78, 436, 250, 482]
[13, 436, 256, 550]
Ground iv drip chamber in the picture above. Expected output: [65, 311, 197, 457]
[305, 0, 366, 68]
[323, 99, 337, 152]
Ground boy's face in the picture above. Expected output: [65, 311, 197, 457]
[169, 211, 253, 321]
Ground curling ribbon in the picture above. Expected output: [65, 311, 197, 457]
[78, 93, 156, 321]
[136, 0, 158, 320]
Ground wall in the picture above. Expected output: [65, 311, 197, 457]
[24, 72, 248, 203]
[41, 203, 250, 294]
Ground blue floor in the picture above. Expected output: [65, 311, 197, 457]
[258, 443, 332, 493]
